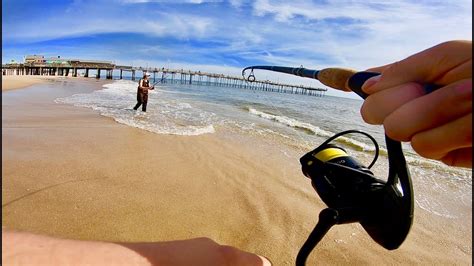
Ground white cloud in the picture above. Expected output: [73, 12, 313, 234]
[145, 13, 214, 38]
[4, 8, 215, 42]
[229, 0, 245, 8]
[248, 0, 472, 69]
[253, 0, 381, 22]
[120, 0, 222, 3]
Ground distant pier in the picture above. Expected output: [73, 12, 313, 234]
[2, 55, 327, 96]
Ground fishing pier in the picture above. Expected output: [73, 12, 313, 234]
[2, 55, 327, 96]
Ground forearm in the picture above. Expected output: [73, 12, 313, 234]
[2, 230, 149, 266]
[2, 230, 271, 266]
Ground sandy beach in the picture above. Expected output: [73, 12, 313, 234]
[2, 77, 471, 265]
[1, 75, 60, 91]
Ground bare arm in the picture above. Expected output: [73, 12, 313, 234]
[2, 230, 271, 266]
[138, 79, 147, 90]
[3, 230, 148, 265]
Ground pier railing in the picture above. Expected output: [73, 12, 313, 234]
[2, 63, 327, 96]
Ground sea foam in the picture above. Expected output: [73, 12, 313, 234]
[248, 107, 378, 152]
[55, 80, 216, 136]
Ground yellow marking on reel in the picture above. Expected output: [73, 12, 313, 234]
[314, 148, 347, 162]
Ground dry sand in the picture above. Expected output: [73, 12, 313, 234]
[2, 77, 471, 265]
[1, 75, 59, 91]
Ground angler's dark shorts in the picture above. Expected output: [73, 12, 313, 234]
[137, 90, 148, 103]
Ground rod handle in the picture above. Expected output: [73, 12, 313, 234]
[317, 68, 379, 99]
[316, 68, 356, 92]
[346, 71, 381, 99]
[347, 71, 442, 100]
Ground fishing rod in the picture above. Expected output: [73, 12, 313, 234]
[242, 65, 439, 265]
[153, 75, 168, 85]
[242, 65, 383, 98]
[149, 73, 169, 88]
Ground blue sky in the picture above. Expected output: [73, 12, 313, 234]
[2, 0, 472, 97]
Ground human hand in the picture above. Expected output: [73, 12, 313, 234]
[120, 237, 272, 266]
[360, 40, 472, 168]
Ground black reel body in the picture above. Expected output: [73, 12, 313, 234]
[302, 146, 386, 213]
[296, 131, 413, 265]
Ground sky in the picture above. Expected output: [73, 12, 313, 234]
[2, 0, 472, 98]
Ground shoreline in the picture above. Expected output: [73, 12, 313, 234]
[2, 77, 471, 265]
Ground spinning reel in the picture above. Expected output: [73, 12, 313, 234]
[297, 131, 413, 265]
[241, 66, 423, 265]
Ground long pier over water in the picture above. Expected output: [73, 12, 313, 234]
[2, 56, 327, 96]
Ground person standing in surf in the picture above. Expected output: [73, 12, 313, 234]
[133, 73, 155, 112]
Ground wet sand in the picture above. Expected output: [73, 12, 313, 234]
[2, 77, 471, 265]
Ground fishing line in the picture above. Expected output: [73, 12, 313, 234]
[242, 68, 317, 151]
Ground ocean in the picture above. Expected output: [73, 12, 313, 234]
[56, 78, 472, 221]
